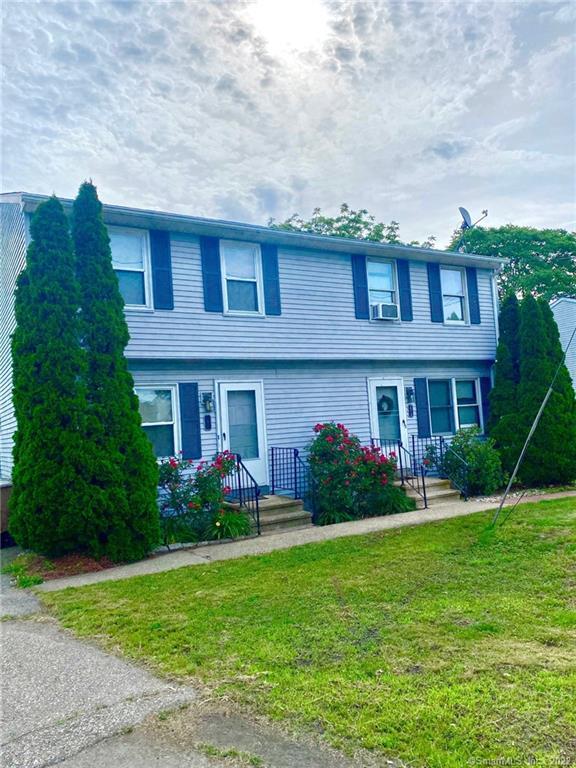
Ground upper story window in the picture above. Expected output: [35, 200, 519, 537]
[440, 266, 467, 323]
[136, 386, 178, 458]
[220, 240, 263, 314]
[367, 258, 399, 320]
[109, 227, 151, 308]
[428, 378, 483, 435]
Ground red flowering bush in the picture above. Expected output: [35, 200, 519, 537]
[308, 423, 415, 525]
[158, 451, 249, 545]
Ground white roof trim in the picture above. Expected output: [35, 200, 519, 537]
[2, 191, 507, 270]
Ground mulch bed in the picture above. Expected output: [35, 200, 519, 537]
[25, 553, 121, 580]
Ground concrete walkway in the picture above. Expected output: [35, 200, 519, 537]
[36, 489, 576, 593]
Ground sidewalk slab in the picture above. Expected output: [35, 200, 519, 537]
[35, 490, 576, 593]
[0, 620, 196, 768]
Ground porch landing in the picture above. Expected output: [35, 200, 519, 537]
[34, 490, 576, 593]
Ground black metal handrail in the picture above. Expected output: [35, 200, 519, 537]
[270, 447, 318, 522]
[371, 438, 428, 508]
[439, 442, 470, 500]
[222, 453, 261, 535]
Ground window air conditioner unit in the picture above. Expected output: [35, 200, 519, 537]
[371, 303, 399, 320]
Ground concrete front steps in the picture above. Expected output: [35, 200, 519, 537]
[256, 494, 313, 534]
[398, 476, 462, 509]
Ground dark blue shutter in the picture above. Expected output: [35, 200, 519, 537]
[150, 230, 174, 310]
[351, 253, 369, 319]
[466, 267, 481, 324]
[200, 236, 223, 312]
[179, 383, 202, 460]
[427, 263, 443, 323]
[480, 376, 491, 432]
[261, 243, 281, 315]
[414, 378, 431, 438]
[397, 259, 413, 321]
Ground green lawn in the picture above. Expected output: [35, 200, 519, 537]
[43, 499, 576, 767]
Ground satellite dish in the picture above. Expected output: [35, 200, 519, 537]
[458, 206, 472, 229]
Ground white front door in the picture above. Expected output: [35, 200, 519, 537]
[368, 378, 409, 451]
[217, 381, 268, 486]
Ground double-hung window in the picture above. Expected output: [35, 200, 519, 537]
[367, 258, 397, 308]
[220, 240, 263, 314]
[440, 266, 467, 323]
[455, 379, 481, 429]
[428, 379, 455, 435]
[109, 227, 151, 308]
[428, 378, 483, 435]
[136, 387, 178, 458]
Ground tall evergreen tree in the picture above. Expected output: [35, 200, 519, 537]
[72, 181, 159, 561]
[515, 295, 576, 485]
[488, 295, 521, 473]
[9, 197, 92, 554]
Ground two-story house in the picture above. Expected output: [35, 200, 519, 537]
[1, 193, 504, 508]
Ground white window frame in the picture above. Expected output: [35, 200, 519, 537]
[220, 240, 264, 316]
[135, 385, 180, 460]
[427, 377, 484, 436]
[453, 378, 483, 432]
[440, 266, 468, 325]
[367, 257, 399, 318]
[109, 226, 152, 310]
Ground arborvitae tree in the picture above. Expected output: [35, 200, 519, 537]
[515, 295, 576, 485]
[488, 294, 521, 473]
[9, 197, 92, 554]
[536, 300, 576, 481]
[72, 181, 159, 561]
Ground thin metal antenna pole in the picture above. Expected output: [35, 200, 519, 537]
[490, 321, 576, 527]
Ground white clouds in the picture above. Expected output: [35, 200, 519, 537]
[1, 0, 574, 244]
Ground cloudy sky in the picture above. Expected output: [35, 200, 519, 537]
[2, 0, 575, 245]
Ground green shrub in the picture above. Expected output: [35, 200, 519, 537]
[158, 451, 249, 545]
[308, 423, 415, 525]
[441, 428, 505, 496]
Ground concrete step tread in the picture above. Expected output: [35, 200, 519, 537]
[258, 495, 305, 511]
[259, 509, 312, 525]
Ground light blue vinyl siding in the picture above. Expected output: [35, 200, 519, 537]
[130, 359, 492, 466]
[0, 203, 28, 478]
[552, 298, 576, 389]
[123, 234, 498, 362]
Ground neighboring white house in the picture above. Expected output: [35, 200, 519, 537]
[551, 297, 576, 390]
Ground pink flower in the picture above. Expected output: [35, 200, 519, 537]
[326, 436, 334, 443]
[223, 485, 232, 494]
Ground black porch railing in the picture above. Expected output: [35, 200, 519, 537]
[406, 435, 472, 500]
[221, 453, 261, 535]
[371, 438, 428, 508]
[270, 447, 317, 522]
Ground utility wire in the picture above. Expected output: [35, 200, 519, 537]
[490, 319, 576, 527]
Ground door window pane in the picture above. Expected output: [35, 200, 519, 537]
[376, 385, 401, 441]
[429, 380, 454, 434]
[227, 280, 259, 312]
[116, 270, 145, 305]
[228, 390, 259, 459]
